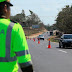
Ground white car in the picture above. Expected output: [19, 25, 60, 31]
[38, 35, 44, 40]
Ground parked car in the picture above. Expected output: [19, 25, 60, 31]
[59, 34, 72, 48]
[38, 35, 44, 40]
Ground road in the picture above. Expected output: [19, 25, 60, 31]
[19, 32, 72, 72]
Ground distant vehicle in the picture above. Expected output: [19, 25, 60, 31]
[46, 31, 48, 33]
[50, 31, 53, 35]
[59, 34, 72, 48]
[38, 35, 44, 40]
[48, 31, 53, 36]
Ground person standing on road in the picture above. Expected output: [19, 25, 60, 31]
[0, 0, 33, 72]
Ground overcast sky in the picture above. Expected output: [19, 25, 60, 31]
[11, 0, 72, 25]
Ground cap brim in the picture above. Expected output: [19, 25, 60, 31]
[7, 2, 13, 6]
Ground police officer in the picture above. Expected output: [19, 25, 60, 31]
[0, 0, 33, 72]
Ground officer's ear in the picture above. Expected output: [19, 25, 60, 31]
[4, 4, 8, 13]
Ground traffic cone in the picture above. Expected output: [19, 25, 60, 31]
[34, 38, 35, 41]
[38, 40, 40, 44]
[26, 37, 27, 40]
[38, 38, 40, 44]
[33, 38, 35, 42]
[48, 39, 51, 48]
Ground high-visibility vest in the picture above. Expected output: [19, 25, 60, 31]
[0, 18, 32, 72]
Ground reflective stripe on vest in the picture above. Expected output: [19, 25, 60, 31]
[15, 50, 29, 57]
[0, 22, 17, 62]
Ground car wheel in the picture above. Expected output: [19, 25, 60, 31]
[59, 42, 61, 48]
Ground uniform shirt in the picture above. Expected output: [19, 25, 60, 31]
[0, 18, 32, 72]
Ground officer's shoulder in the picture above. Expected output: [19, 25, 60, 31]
[10, 21, 22, 29]
[11, 20, 21, 25]
[11, 20, 17, 23]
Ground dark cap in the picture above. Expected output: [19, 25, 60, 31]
[0, 0, 13, 6]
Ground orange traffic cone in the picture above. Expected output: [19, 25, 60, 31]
[38, 38, 40, 44]
[48, 39, 51, 48]
[38, 40, 40, 44]
[33, 38, 35, 42]
[26, 37, 27, 40]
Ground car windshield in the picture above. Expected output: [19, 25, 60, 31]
[64, 35, 72, 39]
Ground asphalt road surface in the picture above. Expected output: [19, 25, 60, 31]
[19, 32, 72, 72]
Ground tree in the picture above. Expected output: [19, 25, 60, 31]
[55, 5, 72, 34]
[10, 10, 44, 28]
[26, 10, 44, 27]
[44, 24, 51, 31]
[10, 10, 26, 23]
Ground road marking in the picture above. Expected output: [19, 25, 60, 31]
[58, 50, 67, 53]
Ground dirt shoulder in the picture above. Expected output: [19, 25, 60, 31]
[26, 32, 43, 38]
[48, 36, 59, 42]
[26, 28, 47, 38]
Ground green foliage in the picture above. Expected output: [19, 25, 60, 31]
[10, 10, 44, 28]
[44, 24, 57, 31]
[55, 5, 72, 34]
[48, 38, 59, 42]
[10, 10, 25, 23]
[44, 24, 51, 31]
[26, 10, 42, 26]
